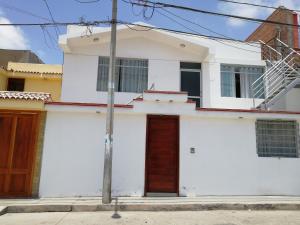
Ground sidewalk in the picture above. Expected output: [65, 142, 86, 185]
[1, 196, 300, 215]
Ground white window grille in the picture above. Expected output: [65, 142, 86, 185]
[97, 56, 148, 93]
[256, 120, 299, 158]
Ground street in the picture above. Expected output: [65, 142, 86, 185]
[1, 210, 300, 225]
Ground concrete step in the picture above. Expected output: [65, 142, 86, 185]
[1, 197, 300, 214]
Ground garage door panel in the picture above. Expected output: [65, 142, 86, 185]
[0, 111, 39, 197]
[12, 116, 34, 170]
[9, 174, 27, 193]
[0, 116, 13, 169]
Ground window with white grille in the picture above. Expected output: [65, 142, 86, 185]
[97, 56, 148, 93]
[221, 64, 264, 98]
[256, 120, 299, 158]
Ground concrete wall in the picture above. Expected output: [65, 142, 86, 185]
[24, 78, 61, 101]
[0, 72, 7, 91]
[60, 30, 265, 109]
[40, 106, 300, 197]
[39, 111, 146, 197]
[180, 116, 300, 196]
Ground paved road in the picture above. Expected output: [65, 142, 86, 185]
[1, 211, 300, 225]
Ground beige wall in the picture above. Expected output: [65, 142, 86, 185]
[24, 78, 61, 101]
[0, 72, 7, 91]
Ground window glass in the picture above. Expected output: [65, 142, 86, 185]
[221, 64, 264, 98]
[256, 120, 299, 158]
[97, 57, 148, 93]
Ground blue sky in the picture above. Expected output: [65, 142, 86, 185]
[0, 0, 299, 64]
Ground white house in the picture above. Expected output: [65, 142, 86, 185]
[39, 23, 300, 197]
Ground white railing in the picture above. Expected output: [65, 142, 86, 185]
[251, 39, 300, 109]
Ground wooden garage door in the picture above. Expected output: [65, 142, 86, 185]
[145, 115, 179, 195]
[0, 111, 39, 197]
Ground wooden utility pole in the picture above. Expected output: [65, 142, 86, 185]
[102, 0, 118, 204]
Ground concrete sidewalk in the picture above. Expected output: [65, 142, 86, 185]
[1, 196, 300, 215]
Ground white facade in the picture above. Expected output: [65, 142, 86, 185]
[39, 23, 300, 197]
[40, 93, 300, 197]
[59, 23, 268, 109]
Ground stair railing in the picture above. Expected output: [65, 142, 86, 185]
[251, 39, 300, 109]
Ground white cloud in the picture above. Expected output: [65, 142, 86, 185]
[0, 12, 29, 49]
[218, 0, 300, 27]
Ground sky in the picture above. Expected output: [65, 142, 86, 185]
[0, 0, 300, 64]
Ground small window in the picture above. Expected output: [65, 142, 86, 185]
[256, 120, 299, 158]
[7, 78, 25, 91]
[97, 57, 148, 93]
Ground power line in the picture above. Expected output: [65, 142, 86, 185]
[121, 21, 262, 48]
[0, 20, 111, 26]
[128, 0, 300, 28]
[218, 0, 300, 13]
[42, 0, 61, 37]
[160, 8, 261, 50]
[155, 9, 260, 53]
[0, 2, 52, 22]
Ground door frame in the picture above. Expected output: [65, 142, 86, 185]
[144, 115, 180, 196]
[180, 66, 202, 107]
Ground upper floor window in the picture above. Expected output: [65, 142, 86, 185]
[256, 120, 299, 158]
[97, 57, 148, 93]
[221, 64, 264, 98]
[7, 78, 25, 92]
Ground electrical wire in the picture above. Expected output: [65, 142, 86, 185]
[0, 2, 52, 22]
[155, 10, 260, 53]
[218, 0, 300, 13]
[127, 0, 300, 28]
[159, 8, 261, 51]
[42, 0, 61, 37]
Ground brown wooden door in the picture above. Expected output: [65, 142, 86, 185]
[0, 111, 39, 197]
[145, 115, 179, 195]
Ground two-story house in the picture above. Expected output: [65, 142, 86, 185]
[34, 23, 300, 198]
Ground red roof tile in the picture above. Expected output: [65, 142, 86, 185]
[0, 91, 52, 101]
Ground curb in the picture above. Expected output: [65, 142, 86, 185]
[0, 203, 300, 215]
[0, 206, 7, 216]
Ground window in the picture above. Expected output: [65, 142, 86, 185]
[221, 64, 264, 98]
[97, 57, 148, 93]
[7, 78, 25, 91]
[256, 120, 299, 158]
[180, 62, 201, 107]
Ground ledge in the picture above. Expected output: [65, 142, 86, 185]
[45, 101, 133, 108]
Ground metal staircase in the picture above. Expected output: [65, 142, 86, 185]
[251, 38, 300, 109]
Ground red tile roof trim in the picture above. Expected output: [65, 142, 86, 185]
[197, 107, 300, 115]
[46, 101, 133, 108]
[0, 91, 52, 101]
[144, 90, 188, 95]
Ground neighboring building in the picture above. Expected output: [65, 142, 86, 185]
[246, 6, 299, 49]
[0, 49, 43, 67]
[246, 6, 300, 112]
[33, 23, 300, 198]
[1, 62, 62, 102]
[0, 62, 62, 198]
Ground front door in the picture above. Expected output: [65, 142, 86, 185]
[0, 111, 39, 197]
[180, 62, 201, 107]
[145, 115, 179, 196]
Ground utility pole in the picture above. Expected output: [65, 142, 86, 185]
[102, 0, 118, 204]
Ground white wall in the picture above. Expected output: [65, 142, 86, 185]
[180, 116, 300, 196]
[61, 37, 203, 104]
[61, 30, 267, 109]
[39, 111, 146, 197]
[40, 103, 300, 197]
